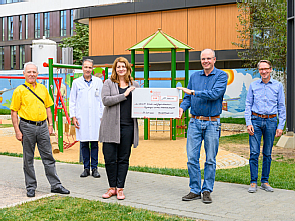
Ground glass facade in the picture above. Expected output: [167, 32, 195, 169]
[44, 12, 50, 38]
[0, 0, 24, 4]
[19, 15, 22, 40]
[8, 16, 13, 40]
[0, 47, 4, 70]
[2, 18, 4, 41]
[25, 14, 28, 39]
[34, 13, 40, 38]
[70, 9, 74, 36]
[60, 10, 66, 37]
[10, 45, 16, 69]
[1, 9, 73, 70]
[19, 45, 25, 69]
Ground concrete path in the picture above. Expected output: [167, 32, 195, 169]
[1, 155, 294, 221]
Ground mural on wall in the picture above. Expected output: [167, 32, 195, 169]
[0, 68, 260, 118]
[0, 74, 73, 111]
[221, 69, 260, 117]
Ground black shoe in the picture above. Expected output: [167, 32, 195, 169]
[202, 191, 212, 204]
[27, 189, 35, 197]
[80, 168, 90, 177]
[92, 168, 101, 178]
[182, 192, 201, 201]
[51, 186, 70, 194]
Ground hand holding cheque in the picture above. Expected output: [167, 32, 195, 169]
[131, 88, 180, 119]
[177, 87, 194, 119]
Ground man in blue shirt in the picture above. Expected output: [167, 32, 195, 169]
[245, 60, 286, 193]
[178, 49, 228, 203]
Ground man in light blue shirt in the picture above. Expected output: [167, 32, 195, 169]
[245, 60, 286, 193]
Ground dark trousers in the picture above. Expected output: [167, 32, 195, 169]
[19, 120, 62, 191]
[80, 141, 99, 170]
[103, 125, 134, 188]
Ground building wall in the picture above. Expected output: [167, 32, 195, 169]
[0, 0, 132, 17]
[0, 0, 131, 70]
[89, 4, 241, 57]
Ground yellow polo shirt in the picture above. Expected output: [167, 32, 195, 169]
[10, 81, 54, 121]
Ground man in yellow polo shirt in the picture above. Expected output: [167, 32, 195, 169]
[10, 62, 70, 197]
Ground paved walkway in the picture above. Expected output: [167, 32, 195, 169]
[1, 155, 294, 221]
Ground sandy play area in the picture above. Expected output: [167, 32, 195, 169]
[0, 119, 246, 170]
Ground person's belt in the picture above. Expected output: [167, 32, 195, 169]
[191, 115, 220, 121]
[252, 112, 276, 119]
[20, 117, 46, 126]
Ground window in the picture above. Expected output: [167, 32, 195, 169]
[2, 18, 4, 41]
[25, 14, 28, 39]
[19, 45, 25, 69]
[8, 16, 13, 40]
[0, 0, 24, 4]
[19, 15, 22, 40]
[70, 10, 74, 36]
[44, 12, 50, 38]
[34, 13, 40, 38]
[60, 10, 66, 37]
[0, 47, 4, 70]
[10, 45, 16, 69]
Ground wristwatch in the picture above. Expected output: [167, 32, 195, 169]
[191, 90, 195, 95]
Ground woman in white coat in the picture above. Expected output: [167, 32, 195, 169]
[99, 57, 139, 200]
[69, 59, 104, 178]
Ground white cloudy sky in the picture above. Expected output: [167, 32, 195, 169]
[225, 70, 260, 98]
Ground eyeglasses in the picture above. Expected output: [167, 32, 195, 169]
[201, 57, 214, 61]
[258, 68, 271, 71]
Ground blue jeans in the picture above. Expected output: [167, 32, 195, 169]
[186, 118, 221, 194]
[249, 115, 277, 184]
[80, 141, 98, 170]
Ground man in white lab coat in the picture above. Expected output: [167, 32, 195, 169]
[69, 59, 104, 178]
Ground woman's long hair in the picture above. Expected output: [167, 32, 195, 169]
[110, 57, 134, 86]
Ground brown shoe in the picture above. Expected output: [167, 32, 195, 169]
[182, 192, 201, 201]
[117, 188, 125, 200]
[102, 188, 117, 199]
[202, 191, 212, 204]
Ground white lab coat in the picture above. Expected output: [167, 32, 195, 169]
[69, 76, 104, 141]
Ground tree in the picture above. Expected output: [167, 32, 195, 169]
[232, 1, 287, 88]
[236, 82, 247, 112]
[59, 23, 89, 65]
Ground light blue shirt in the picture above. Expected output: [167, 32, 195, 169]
[245, 77, 286, 130]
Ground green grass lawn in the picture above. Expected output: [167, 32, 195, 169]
[0, 196, 194, 221]
[0, 109, 11, 115]
[220, 117, 246, 125]
[219, 132, 281, 146]
[0, 124, 13, 128]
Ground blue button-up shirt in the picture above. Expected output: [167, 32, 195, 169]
[180, 67, 228, 117]
[245, 77, 286, 130]
[83, 75, 92, 87]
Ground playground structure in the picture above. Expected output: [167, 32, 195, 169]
[128, 28, 193, 140]
[42, 59, 111, 153]
[43, 59, 145, 152]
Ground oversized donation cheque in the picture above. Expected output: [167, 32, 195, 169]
[132, 88, 180, 118]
